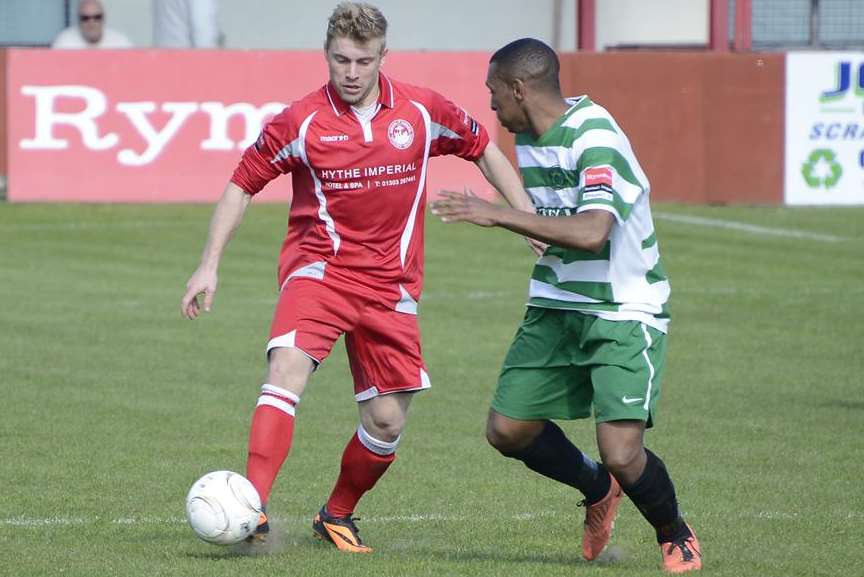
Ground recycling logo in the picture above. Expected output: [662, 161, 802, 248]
[801, 148, 843, 189]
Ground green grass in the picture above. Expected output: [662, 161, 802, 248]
[1, 202, 862, 577]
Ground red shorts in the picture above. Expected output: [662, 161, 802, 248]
[267, 276, 430, 401]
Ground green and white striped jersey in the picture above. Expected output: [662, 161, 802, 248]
[517, 96, 670, 332]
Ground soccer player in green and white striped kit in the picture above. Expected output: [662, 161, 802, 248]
[431, 38, 701, 574]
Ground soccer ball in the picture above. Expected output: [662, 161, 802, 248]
[185, 470, 262, 545]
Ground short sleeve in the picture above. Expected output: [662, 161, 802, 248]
[423, 91, 489, 161]
[576, 138, 645, 223]
[230, 107, 301, 196]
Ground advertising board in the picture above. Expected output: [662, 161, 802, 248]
[6, 50, 494, 202]
[786, 52, 864, 205]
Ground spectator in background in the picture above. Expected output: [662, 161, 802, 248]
[52, 0, 133, 49]
[153, 0, 222, 48]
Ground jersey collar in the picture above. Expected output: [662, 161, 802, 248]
[325, 73, 395, 116]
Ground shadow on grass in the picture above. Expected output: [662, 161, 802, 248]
[407, 545, 628, 569]
[183, 538, 630, 569]
[819, 400, 864, 411]
[183, 534, 323, 559]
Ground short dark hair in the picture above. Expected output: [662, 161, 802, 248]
[489, 38, 560, 93]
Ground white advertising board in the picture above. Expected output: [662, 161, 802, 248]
[785, 52, 864, 205]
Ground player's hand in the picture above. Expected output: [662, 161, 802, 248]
[430, 189, 501, 227]
[181, 267, 218, 320]
[525, 236, 548, 256]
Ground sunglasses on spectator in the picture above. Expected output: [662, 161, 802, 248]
[79, 13, 104, 22]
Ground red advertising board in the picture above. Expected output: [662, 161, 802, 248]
[6, 49, 496, 202]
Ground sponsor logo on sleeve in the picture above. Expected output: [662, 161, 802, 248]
[583, 166, 614, 187]
[582, 189, 614, 202]
[387, 119, 415, 150]
[581, 166, 615, 202]
[459, 106, 480, 136]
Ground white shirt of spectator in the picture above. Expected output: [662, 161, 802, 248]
[52, 26, 133, 49]
[153, 0, 220, 48]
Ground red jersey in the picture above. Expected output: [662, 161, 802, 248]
[231, 73, 489, 313]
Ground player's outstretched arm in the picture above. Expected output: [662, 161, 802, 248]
[473, 141, 547, 254]
[431, 190, 614, 254]
[474, 141, 534, 213]
[181, 182, 252, 320]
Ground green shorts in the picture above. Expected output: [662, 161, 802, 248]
[492, 307, 667, 426]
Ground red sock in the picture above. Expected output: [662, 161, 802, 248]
[245, 384, 299, 505]
[326, 427, 397, 518]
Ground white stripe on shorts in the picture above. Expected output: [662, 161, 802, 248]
[640, 324, 656, 411]
[265, 330, 321, 365]
[352, 369, 432, 402]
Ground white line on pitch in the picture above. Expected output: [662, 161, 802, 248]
[0, 512, 552, 528]
[653, 212, 847, 242]
[3, 509, 862, 528]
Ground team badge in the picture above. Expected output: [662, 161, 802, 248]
[387, 119, 414, 150]
[548, 167, 569, 189]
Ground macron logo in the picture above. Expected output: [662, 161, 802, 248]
[320, 134, 349, 143]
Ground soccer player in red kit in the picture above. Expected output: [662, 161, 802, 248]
[181, 2, 535, 553]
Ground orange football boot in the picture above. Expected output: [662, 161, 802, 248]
[244, 510, 269, 545]
[660, 524, 702, 573]
[581, 475, 623, 560]
[312, 507, 372, 553]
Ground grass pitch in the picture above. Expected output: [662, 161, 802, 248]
[0, 202, 862, 577]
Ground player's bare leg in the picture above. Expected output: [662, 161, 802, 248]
[358, 390, 413, 442]
[486, 410, 619, 560]
[266, 347, 316, 397]
[485, 411, 544, 453]
[598, 420, 701, 572]
[314, 392, 414, 553]
[596, 420, 647, 485]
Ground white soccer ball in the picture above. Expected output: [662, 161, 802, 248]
[185, 470, 262, 545]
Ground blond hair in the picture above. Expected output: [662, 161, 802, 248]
[325, 2, 388, 50]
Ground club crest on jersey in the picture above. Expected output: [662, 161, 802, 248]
[548, 167, 569, 189]
[388, 119, 414, 150]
